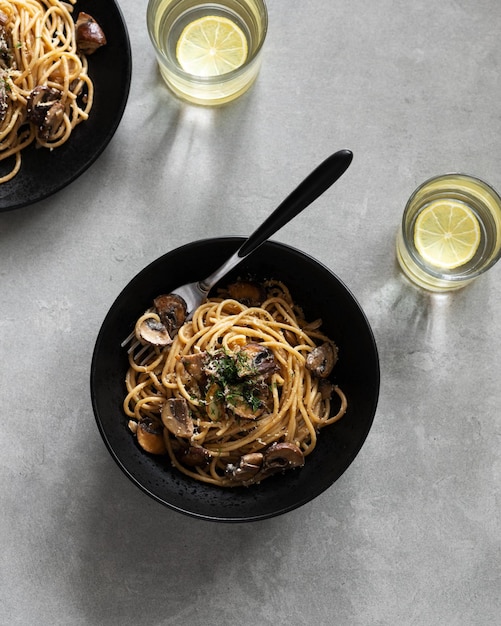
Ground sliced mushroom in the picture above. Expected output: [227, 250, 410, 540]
[226, 380, 272, 420]
[226, 281, 266, 307]
[136, 417, 167, 455]
[225, 384, 258, 420]
[235, 343, 278, 379]
[127, 419, 138, 434]
[42, 101, 64, 139]
[0, 71, 8, 122]
[305, 342, 338, 379]
[138, 317, 172, 346]
[263, 442, 304, 472]
[75, 12, 107, 55]
[0, 18, 12, 70]
[283, 328, 300, 347]
[318, 378, 335, 400]
[161, 397, 194, 438]
[180, 351, 208, 385]
[228, 452, 264, 482]
[256, 380, 274, 413]
[26, 85, 63, 139]
[181, 445, 210, 468]
[154, 294, 187, 337]
[26, 85, 60, 125]
[229, 443, 304, 484]
[301, 318, 323, 332]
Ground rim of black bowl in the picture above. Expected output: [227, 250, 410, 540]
[90, 238, 380, 522]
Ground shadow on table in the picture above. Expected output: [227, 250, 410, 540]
[60, 448, 356, 625]
[363, 261, 490, 354]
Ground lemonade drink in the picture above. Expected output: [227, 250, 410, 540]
[396, 174, 501, 291]
[147, 0, 268, 105]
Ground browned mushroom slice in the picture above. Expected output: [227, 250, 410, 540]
[225, 386, 258, 420]
[228, 452, 264, 482]
[226, 380, 272, 420]
[226, 281, 266, 307]
[42, 101, 64, 140]
[0, 17, 12, 70]
[235, 343, 278, 379]
[244, 441, 304, 482]
[263, 442, 304, 471]
[153, 294, 187, 337]
[318, 378, 335, 400]
[248, 441, 303, 482]
[138, 317, 172, 346]
[0, 73, 8, 122]
[181, 445, 210, 468]
[136, 417, 167, 455]
[180, 352, 208, 384]
[305, 342, 338, 379]
[26, 85, 63, 139]
[26, 85, 60, 125]
[75, 12, 106, 55]
[231, 443, 304, 484]
[161, 397, 194, 438]
[282, 327, 300, 347]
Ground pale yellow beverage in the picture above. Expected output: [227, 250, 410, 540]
[396, 174, 501, 291]
[147, 0, 268, 105]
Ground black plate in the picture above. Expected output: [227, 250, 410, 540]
[91, 239, 380, 522]
[0, 0, 132, 212]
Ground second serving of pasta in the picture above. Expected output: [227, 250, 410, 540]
[0, 0, 105, 183]
[124, 281, 347, 487]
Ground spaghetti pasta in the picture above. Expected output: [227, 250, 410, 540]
[0, 0, 103, 183]
[124, 281, 348, 488]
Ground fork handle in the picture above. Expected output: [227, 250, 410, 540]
[238, 149, 353, 257]
[199, 149, 353, 292]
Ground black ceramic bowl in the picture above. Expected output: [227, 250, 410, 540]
[91, 238, 380, 522]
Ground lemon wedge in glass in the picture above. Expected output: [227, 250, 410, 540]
[414, 200, 481, 269]
[176, 15, 248, 77]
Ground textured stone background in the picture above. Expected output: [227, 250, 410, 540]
[1, 0, 500, 624]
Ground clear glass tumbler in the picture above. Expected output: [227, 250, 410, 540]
[396, 174, 501, 291]
[147, 0, 268, 106]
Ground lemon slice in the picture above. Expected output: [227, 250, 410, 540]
[414, 200, 481, 269]
[176, 15, 248, 77]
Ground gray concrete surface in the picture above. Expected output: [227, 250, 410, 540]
[1, 0, 500, 624]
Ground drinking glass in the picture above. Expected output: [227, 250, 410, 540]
[147, 0, 268, 106]
[396, 174, 501, 291]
